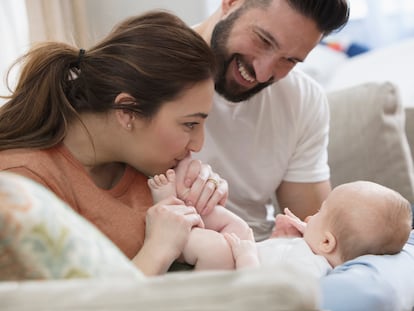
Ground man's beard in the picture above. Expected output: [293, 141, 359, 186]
[211, 8, 272, 102]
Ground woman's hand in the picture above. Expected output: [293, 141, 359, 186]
[174, 155, 228, 215]
[134, 196, 204, 275]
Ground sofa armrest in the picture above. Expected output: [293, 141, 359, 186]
[0, 265, 320, 310]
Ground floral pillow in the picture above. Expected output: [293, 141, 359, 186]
[0, 171, 143, 281]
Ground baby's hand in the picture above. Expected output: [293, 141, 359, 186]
[284, 208, 307, 233]
[270, 208, 307, 238]
[224, 229, 259, 268]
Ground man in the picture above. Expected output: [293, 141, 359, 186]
[193, 0, 348, 241]
[189, 0, 414, 310]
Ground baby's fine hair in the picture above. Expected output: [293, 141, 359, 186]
[330, 181, 412, 262]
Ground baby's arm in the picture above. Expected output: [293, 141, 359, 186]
[202, 205, 252, 240]
[224, 230, 259, 269]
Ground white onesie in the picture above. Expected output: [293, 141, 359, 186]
[257, 237, 332, 279]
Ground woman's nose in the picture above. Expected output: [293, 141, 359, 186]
[188, 130, 204, 152]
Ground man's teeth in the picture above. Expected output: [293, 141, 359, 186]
[237, 59, 255, 83]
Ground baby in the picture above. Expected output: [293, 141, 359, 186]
[150, 167, 412, 273]
[225, 181, 413, 277]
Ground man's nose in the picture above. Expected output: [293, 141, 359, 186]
[252, 54, 276, 83]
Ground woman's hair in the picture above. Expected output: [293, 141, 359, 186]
[0, 11, 216, 150]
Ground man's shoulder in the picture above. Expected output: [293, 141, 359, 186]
[276, 67, 325, 94]
[246, 68, 326, 103]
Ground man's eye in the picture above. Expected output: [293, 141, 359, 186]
[287, 58, 298, 64]
[283, 57, 298, 66]
[259, 35, 271, 47]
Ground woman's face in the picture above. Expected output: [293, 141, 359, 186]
[130, 79, 215, 177]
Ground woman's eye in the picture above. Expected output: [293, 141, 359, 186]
[184, 122, 198, 129]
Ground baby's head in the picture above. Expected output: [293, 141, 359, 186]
[304, 181, 412, 267]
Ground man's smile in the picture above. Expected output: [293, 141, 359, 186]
[236, 57, 255, 84]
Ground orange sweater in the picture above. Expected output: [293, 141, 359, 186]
[0, 144, 152, 259]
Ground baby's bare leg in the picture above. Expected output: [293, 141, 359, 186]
[202, 205, 252, 240]
[147, 169, 177, 203]
[182, 228, 235, 270]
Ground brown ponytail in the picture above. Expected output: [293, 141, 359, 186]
[0, 43, 82, 149]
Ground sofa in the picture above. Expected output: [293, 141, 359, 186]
[1, 39, 414, 310]
[301, 37, 414, 204]
[0, 171, 320, 310]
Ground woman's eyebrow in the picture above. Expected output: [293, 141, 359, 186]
[184, 112, 208, 118]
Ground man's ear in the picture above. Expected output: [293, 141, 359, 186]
[114, 93, 135, 131]
[221, 0, 243, 15]
[320, 231, 337, 254]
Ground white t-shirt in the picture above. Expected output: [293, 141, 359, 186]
[195, 68, 330, 241]
[257, 237, 332, 279]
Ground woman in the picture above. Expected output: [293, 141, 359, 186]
[0, 11, 221, 275]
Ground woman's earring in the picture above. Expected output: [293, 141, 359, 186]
[127, 123, 132, 129]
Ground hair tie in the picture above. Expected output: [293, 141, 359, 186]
[76, 48, 86, 69]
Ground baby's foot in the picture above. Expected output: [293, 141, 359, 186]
[148, 169, 177, 203]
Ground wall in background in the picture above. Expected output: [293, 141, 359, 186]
[328, 0, 414, 49]
[0, 0, 29, 104]
[2, 0, 414, 104]
[0, 0, 220, 105]
[83, 0, 218, 43]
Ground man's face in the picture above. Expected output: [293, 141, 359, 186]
[211, 0, 323, 102]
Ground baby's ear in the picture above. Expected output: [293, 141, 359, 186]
[320, 231, 337, 254]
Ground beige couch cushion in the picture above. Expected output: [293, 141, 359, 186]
[328, 82, 414, 202]
[405, 107, 414, 158]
